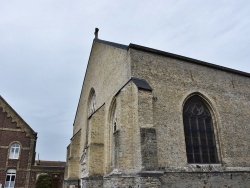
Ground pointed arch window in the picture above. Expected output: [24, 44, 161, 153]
[112, 106, 117, 133]
[9, 143, 20, 159]
[183, 95, 218, 164]
[89, 90, 96, 116]
[110, 100, 118, 169]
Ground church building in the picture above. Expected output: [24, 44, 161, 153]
[64, 29, 250, 187]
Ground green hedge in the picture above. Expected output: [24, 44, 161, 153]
[35, 174, 52, 188]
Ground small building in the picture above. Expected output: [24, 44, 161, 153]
[30, 160, 66, 187]
[0, 96, 65, 188]
[64, 31, 250, 187]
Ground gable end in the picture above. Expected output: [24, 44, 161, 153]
[0, 96, 37, 138]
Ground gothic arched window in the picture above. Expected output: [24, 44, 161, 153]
[88, 89, 96, 116]
[112, 105, 117, 133]
[183, 95, 218, 164]
[110, 100, 118, 169]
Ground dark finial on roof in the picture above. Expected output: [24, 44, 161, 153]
[94, 28, 99, 39]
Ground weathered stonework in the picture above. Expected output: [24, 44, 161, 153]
[140, 128, 158, 171]
[161, 171, 250, 188]
[65, 38, 250, 187]
[65, 129, 81, 184]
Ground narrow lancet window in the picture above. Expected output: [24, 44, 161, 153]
[112, 109, 117, 133]
[89, 89, 96, 116]
[183, 95, 218, 164]
[110, 100, 118, 169]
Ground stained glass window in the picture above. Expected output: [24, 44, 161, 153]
[183, 95, 218, 163]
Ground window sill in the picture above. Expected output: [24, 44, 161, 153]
[188, 163, 222, 167]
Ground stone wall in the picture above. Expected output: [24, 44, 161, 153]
[86, 105, 105, 176]
[69, 40, 132, 186]
[66, 39, 250, 187]
[140, 128, 158, 171]
[130, 48, 250, 168]
[103, 172, 162, 188]
[73, 40, 130, 138]
[84, 170, 250, 188]
[161, 171, 250, 188]
[65, 130, 81, 180]
[117, 82, 141, 173]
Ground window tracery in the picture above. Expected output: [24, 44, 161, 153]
[183, 95, 218, 164]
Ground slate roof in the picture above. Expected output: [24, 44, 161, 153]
[131, 77, 153, 91]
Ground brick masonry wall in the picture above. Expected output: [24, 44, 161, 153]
[0, 108, 35, 187]
[0, 91, 65, 188]
[0, 130, 31, 147]
[0, 149, 7, 166]
[0, 108, 18, 129]
[16, 170, 27, 187]
[19, 150, 30, 169]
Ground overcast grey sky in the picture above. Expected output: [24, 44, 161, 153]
[1, 0, 250, 161]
